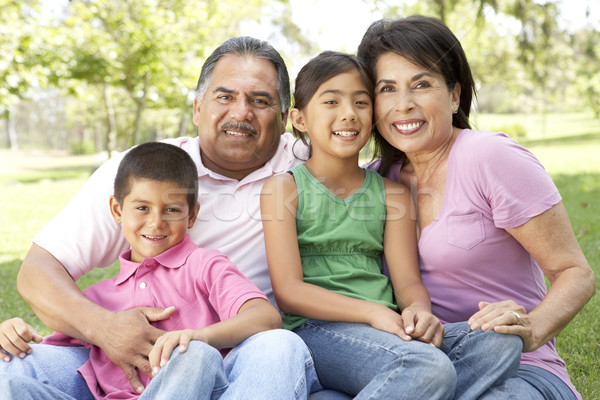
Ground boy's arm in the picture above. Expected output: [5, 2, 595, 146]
[383, 178, 444, 347]
[148, 298, 280, 374]
[0, 318, 43, 361]
[18, 244, 173, 394]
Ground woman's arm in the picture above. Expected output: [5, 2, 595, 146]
[260, 174, 410, 338]
[383, 178, 444, 347]
[468, 201, 595, 351]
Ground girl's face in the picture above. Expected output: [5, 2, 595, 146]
[373, 52, 460, 157]
[290, 69, 372, 161]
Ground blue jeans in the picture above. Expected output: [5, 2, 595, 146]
[302, 321, 524, 400]
[0, 329, 319, 399]
[441, 321, 523, 399]
[295, 320, 457, 400]
[479, 364, 577, 400]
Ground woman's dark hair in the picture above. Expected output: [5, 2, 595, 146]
[292, 51, 374, 157]
[357, 15, 476, 174]
[114, 142, 199, 212]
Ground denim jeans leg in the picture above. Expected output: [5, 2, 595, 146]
[295, 320, 456, 400]
[0, 344, 92, 400]
[441, 321, 523, 400]
[221, 329, 322, 400]
[478, 364, 578, 400]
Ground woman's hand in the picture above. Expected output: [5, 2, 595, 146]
[0, 318, 43, 361]
[468, 300, 537, 351]
[401, 306, 445, 348]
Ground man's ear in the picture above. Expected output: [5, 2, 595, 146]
[109, 196, 123, 224]
[289, 108, 306, 133]
[192, 97, 202, 126]
[188, 202, 200, 229]
[280, 109, 289, 135]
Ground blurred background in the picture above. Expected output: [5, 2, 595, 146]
[2, 0, 599, 154]
[1, 1, 599, 397]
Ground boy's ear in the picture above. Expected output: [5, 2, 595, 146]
[188, 202, 200, 229]
[109, 196, 123, 224]
[289, 108, 306, 133]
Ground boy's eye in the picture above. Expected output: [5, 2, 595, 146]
[136, 206, 148, 211]
[165, 207, 181, 213]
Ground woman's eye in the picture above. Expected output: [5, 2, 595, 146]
[377, 85, 394, 93]
[414, 81, 432, 89]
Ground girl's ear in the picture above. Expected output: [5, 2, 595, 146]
[289, 108, 306, 133]
[109, 196, 123, 224]
[188, 202, 200, 229]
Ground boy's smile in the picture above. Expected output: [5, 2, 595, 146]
[110, 178, 199, 263]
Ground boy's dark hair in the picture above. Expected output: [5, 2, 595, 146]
[292, 51, 374, 155]
[114, 142, 199, 211]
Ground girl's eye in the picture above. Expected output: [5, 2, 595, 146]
[324, 100, 338, 105]
[136, 206, 148, 211]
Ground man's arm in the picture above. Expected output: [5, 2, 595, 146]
[18, 244, 174, 394]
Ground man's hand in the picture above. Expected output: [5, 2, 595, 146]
[0, 318, 43, 361]
[96, 306, 175, 394]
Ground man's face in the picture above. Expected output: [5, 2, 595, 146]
[193, 55, 287, 180]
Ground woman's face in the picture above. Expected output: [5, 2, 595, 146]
[373, 52, 460, 157]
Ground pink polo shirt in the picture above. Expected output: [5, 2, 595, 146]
[33, 133, 307, 305]
[43, 235, 267, 400]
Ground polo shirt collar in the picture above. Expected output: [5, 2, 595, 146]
[196, 133, 306, 184]
[115, 235, 198, 285]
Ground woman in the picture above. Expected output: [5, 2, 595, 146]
[358, 15, 595, 400]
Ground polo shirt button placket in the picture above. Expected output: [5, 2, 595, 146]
[139, 282, 147, 289]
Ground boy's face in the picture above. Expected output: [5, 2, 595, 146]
[110, 178, 199, 263]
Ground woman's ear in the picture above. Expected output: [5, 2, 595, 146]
[289, 108, 306, 133]
[109, 196, 123, 224]
[451, 82, 461, 112]
[188, 202, 200, 229]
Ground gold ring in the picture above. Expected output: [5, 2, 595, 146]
[511, 311, 522, 325]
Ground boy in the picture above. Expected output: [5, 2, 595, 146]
[0, 142, 282, 399]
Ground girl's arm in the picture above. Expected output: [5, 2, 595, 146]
[148, 298, 280, 374]
[383, 178, 445, 347]
[468, 201, 595, 352]
[260, 174, 411, 340]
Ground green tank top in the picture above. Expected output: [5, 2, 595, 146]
[282, 164, 398, 330]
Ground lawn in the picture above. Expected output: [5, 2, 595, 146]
[0, 113, 598, 398]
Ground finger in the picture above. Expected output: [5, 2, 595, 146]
[1, 329, 30, 357]
[400, 309, 416, 335]
[142, 306, 176, 323]
[122, 364, 145, 394]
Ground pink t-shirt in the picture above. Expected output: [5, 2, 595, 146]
[43, 235, 267, 400]
[369, 129, 579, 398]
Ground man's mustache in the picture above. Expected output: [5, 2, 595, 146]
[221, 121, 257, 135]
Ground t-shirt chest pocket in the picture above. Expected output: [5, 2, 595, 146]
[446, 213, 486, 250]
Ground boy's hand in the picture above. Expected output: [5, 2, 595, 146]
[149, 329, 205, 377]
[401, 306, 444, 348]
[0, 318, 43, 361]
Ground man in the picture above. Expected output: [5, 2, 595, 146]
[2, 36, 321, 399]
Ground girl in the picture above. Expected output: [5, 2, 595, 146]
[260, 51, 456, 399]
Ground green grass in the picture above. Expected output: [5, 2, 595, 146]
[0, 114, 599, 398]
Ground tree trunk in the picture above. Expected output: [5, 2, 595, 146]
[103, 83, 117, 158]
[6, 109, 18, 151]
[130, 72, 149, 147]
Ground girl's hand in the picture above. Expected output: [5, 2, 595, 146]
[368, 303, 413, 341]
[148, 329, 204, 376]
[469, 300, 535, 351]
[401, 307, 444, 348]
[0, 318, 43, 361]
